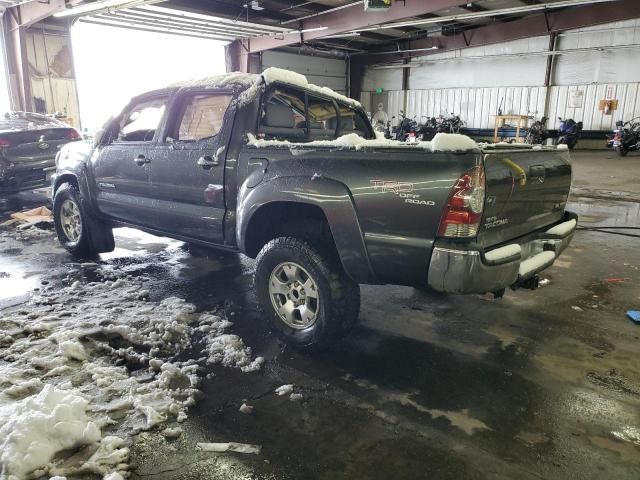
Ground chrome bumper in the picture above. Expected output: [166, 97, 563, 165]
[427, 212, 578, 294]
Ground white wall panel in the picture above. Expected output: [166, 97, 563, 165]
[547, 82, 640, 131]
[408, 56, 546, 89]
[405, 86, 546, 129]
[261, 51, 347, 94]
[360, 19, 640, 132]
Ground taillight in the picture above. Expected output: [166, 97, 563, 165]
[0, 137, 11, 147]
[66, 129, 81, 140]
[438, 165, 485, 238]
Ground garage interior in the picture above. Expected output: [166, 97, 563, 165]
[1, 1, 639, 479]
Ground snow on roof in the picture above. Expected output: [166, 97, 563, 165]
[247, 132, 479, 153]
[171, 67, 361, 108]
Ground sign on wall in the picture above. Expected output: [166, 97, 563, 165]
[568, 89, 584, 108]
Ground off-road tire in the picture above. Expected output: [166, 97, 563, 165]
[53, 183, 115, 256]
[255, 237, 360, 349]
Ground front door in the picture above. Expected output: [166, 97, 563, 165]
[92, 94, 169, 225]
[145, 91, 234, 243]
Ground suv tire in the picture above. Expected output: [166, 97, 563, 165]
[255, 237, 360, 349]
[53, 182, 115, 256]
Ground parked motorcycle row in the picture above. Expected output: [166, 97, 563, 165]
[374, 109, 639, 156]
[372, 111, 465, 142]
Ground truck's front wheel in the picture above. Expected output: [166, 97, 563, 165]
[255, 237, 360, 349]
[53, 183, 114, 256]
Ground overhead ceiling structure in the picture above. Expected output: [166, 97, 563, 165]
[42, 0, 637, 57]
[8, 0, 640, 70]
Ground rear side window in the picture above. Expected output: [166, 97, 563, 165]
[257, 87, 372, 143]
[336, 104, 370, 138]
[117, 97, 168, 142]
[258, 88, 307, 141]
[307, 95, 338, 140]
[177, 94, 233, 142]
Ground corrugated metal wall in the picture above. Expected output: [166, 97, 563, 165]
[360, 19, 640, 132]
[406, 87, 546, 129]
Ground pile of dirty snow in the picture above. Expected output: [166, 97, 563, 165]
[0, 269, 262, 479]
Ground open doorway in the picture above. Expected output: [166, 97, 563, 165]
[71, 22, 227, 133]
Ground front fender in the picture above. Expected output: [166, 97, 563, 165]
[237, 176, 376, 284]
[52, 141, 100, 218]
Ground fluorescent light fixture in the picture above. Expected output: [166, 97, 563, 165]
[54, 0, 156, 17]
[322, 32, 361, 39]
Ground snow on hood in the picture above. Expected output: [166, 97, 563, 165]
[170, 67, 361, 108]
[248, 132, 479, 153]
[0, 266, 262, 479]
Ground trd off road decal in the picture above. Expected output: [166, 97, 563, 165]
[370, 180, 436, 207]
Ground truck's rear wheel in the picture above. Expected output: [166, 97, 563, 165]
[53, 183, 114, 256]
[255, 237, 360, 349]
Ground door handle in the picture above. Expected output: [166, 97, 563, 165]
[134, 154, 150, 166]
[197, 155, 218, 170]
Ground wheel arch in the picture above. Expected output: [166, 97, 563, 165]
[238, 177, 376, 284]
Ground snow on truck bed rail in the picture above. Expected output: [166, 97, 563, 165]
[248, 132, 480, 153]
[0, 267, 263, 479]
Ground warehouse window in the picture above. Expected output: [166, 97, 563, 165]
[176, 94, 233, 142]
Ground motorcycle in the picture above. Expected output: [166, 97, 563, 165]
[394, 111, 418, 142]
[557, 117, 583, 150]
[417, 116, 438, 141]
[607, 117, 640, 156]
[525, 116, 549, 145]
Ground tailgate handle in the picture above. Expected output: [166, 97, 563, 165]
[529, 164, 546, 181]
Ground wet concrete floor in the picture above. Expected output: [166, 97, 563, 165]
[1, 151, 639, 479]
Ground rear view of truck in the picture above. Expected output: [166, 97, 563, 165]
[428, 143, 577, 295]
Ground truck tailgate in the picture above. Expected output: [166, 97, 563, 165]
[479, 145, 571, 247]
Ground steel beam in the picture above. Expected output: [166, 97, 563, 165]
[360, 0, 640, 64]
[247, 0, 472, 52]
[225, 39, 250, 73]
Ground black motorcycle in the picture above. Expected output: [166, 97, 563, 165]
[607, 117, 640, 156]
[417, 116, 437, 141]
[525, 116, 548, 145]
[394, 111, 418, 142]
[557, 117, 583, 150]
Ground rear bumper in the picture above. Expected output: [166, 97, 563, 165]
[0, 164, 56, 194]
[427, 211, 578, 294]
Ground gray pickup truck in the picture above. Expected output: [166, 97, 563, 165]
[52, 68, 577, 348]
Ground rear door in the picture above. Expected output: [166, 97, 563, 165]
[478, 146, 572, 246]
[145, 90, 234, 243]
[92, 94, 169, 224]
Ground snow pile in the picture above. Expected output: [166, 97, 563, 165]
[0, 271, 262, 479]
[248, 131, 479, 153]
[0, 385, 101, 480]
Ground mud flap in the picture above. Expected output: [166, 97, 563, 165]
[85, 214, 115, 253]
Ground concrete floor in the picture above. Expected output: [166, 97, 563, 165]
[1, 150, 639, 479]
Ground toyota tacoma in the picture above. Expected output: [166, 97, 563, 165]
[52, 68, 577, 348]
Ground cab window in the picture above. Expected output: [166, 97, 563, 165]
[176, 94, 233, 142]
[117, 97, 168, 142]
